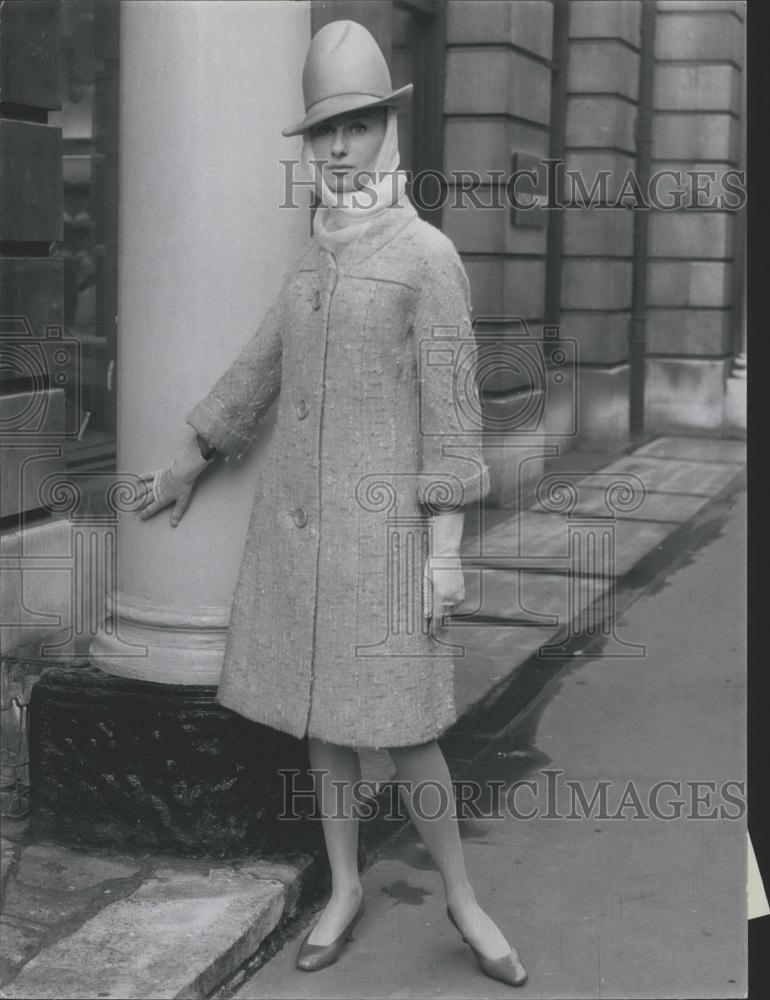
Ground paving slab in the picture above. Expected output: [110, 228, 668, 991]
[15, 842, 142, 891]
[447, 623, 557, 717]
[596, 456, 742, 496]
[465, 513, 675, 577]
[233, 481, 747, 1000]
[528, 486, 711, 523]
[634, 435, 746, 464]
[3, 868, 287, 1000]
[0, 918, 44, 978]
[460, 569, 612, 625]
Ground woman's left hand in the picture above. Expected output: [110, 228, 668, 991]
[423, 555, 465, 629]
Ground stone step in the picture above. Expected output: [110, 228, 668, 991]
[2, 850, 310, 1000]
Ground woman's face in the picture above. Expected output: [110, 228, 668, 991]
[309, 107, 387, 192]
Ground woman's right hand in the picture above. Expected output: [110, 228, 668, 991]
[137, 436, 217, 527]
[137, 466, 196, 526]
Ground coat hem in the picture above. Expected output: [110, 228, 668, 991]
[216, 687, 456, 750]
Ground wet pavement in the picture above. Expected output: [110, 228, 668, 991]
[0, 436, 747, 999]
[233, 445, 747, 999]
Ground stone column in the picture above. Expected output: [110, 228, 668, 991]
[90, 1, 310, 682]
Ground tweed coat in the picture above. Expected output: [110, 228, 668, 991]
[186, 198, 490, 749]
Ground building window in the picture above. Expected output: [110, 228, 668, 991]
[49, 0, 119, 473]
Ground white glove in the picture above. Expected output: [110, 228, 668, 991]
[138, 435, 217, 527]
[423, 511, 465, 629]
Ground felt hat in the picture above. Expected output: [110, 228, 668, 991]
[282, 20, 413, 137]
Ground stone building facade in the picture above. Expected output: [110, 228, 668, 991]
[1, 0, 747, 673]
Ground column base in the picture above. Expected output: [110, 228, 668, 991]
[28, 664, 321, 858]
[90, 589, 229, 685]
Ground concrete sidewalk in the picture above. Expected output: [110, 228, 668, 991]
[0, 435, 746, 999]
[235, 440, 747, 999]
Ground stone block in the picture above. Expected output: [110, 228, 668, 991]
[482, 441, 547, 510]
[563, 151, 637, 205]
[443, 199, 507, 254]
[507, 0, 554, 58]
[558, 312, 630, 365]
[575, 364, 631, 450]
[478, 340, 542, 394]
[647, 161, 746, 210]
[569, 0, 641, 46]
[0, 122, 62, 243]
[566, 96, 637, 153]
[653, 112, 739, 161]
[444, 197, 548, 256]
[2, 871, 286, 1000]
[445, 48, 551, 124]
[446, 48, 508, 116]
[563, 207, 635, 256]
[654, 64, 741, 113]
[507, 223, 548, 257]
[649, 210, 733, 258]
[644, 358, 731, 433]
[646, 308, 732, 356]
[28, 666, 321, 857]
[465, 258, 505, 315]
[568, 40, 640, 100]
[648, 261, 732, 307]
[723, 373, 746, 437]
[562, 260, 632, 310]
[444, 118, 548, 176]
[658, 0, 743, 13]
[503, 259, 547, 317]
[655, 10, 744, 64]
[482, 387, 547, 432]
[0, 517, 74, 655]
[447, 0, 553, 58]
[0, 0, 61, 110]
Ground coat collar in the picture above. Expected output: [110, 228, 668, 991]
[297, 198, 420, 271]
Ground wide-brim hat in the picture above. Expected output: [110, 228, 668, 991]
[282, 20, 413, 137]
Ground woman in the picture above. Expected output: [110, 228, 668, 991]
[139, 19, 527, 988]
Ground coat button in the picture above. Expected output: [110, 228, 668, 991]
[295, 399, 310, 420]
[292, 507, 308, 528]
[312, 289, 321, 310]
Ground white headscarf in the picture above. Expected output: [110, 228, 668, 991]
[300, 107, 408, 252]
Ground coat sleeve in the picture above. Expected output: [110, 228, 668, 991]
[185, 285, 285, 462]
[411, 247, 491, 513]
